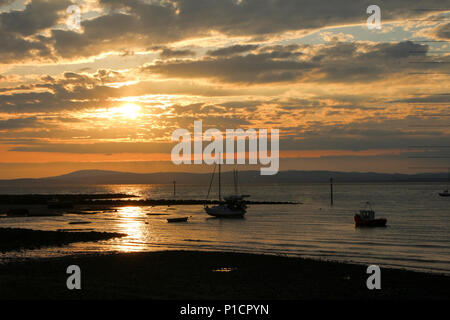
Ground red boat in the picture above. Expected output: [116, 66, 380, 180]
[354, 202, 387, 227]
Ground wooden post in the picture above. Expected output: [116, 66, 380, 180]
[330, 177, 334, 206]
[173, 180, 176, 197]
[218, 158, 221, 201]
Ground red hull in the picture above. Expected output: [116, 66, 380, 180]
[354, 215, 387, 227]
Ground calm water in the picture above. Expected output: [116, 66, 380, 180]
[0, 183, 449, 274]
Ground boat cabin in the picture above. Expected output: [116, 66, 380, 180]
[359, 209, 375, 220]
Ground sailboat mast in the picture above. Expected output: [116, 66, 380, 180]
[234, 168, 238, 195]
[218, 154, 222, 201]
[447, 168, 450, 190]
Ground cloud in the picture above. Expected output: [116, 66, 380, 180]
[11, 0, 444, 61]
[0, 30, 52, 63]
[392, 94, 450, 104]
[0, 71, 122, 113]
[434, 22, 450, 40]
[0, 0, 70, 36]
[9, 141, 174, 154]
[160, 48, 196, 58]
[207, 44, 259, 57]
[0, 117, 44, 130]
[0, 0, 71, 63]
[143, 41, 442, 84]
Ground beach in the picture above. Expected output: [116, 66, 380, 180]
[0, 183, 449, 275]
[1, 250, 449, 300]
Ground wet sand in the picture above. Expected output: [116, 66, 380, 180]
[0, 250, 448, 300]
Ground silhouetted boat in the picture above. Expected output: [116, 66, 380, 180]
[439, 170, 450, 197]
[167, 217, 188, 223]
[204, 159, 249, 218]
[354, 202, 387, 227]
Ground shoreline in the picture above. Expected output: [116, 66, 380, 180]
[0, 194, 299, 211]
[0, 228, 126, 252]
[0, 250, 448, 299]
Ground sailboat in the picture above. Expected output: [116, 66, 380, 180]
[204, 157, 249, 218]
[439, 169, 450, 197]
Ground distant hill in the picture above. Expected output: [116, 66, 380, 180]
[0, 170, 447, 185]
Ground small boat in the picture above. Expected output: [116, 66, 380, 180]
[354, 202, 387, 227]
[68, 221, 91, 225]
[167, 217, 189, 223]
[439, 170, 450, 197]
[205, 195, 248, 218]
[204, 159, 249, 218]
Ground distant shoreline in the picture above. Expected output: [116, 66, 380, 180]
[0, 194, 299, 207]
[0, 250, 448, 299]
[0, 169, 448, 185]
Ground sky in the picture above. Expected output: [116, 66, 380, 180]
[0, 0, 449, 178]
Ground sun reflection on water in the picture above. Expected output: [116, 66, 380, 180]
[111, 206, 149, 252]
[103, 184, 158, 200]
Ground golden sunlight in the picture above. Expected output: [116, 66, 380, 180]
[112, 103, 142, 119]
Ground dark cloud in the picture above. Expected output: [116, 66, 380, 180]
[160, 48, 196, 58]
[434, 22, 450, 40]
[312, 41, 435, 83]
[40, 0, 449, 59]
[143, 41, 442, 84]
[392, 94, 450, 104]
[207, 45, 259, 57]
[0, 0, 446, 62]
[9, 141, 174, 154]
[0, 30, 51, 63]
[0, 0, 69, 36]
[0, 117, 43, 130]
[0, 71, 122, 113]
[0, 0, 70, 62]
[144, 52, 315, 83]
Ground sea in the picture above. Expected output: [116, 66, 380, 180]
[0, 182, 449, 275]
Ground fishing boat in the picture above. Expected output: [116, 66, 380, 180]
[439, 170, 450, 197]
[167, 217, 189, 223]
[354, 202, 387, 227]
[204, 158, 249, 218]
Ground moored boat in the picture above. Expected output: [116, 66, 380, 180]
[167, 217, 189, 223]
[354, 202, 387, 227]
[205, 195, 248, 218]
[439, 169, 450, 197]
[204, 158, 249, 218]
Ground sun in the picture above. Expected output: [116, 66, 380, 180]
[113, 103, 142, 119]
